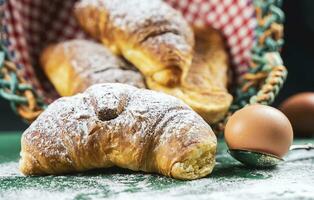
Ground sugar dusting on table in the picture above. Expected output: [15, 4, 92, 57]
[1, 148, 313, 200]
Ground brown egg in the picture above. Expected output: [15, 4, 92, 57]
[225, 104, 293, 158]
[280, 92, 314, 137]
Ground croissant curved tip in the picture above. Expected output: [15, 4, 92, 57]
[19, 152, 35, 176]
[170, 142, 216, 180]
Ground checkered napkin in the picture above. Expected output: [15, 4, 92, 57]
[2, 0, 256, 102]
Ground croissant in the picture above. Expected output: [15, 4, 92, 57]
[74, 0, 194, 87]
[147, 27, 233, 123]
[40, 39, 145, 96]
[20, 83, 217, 180]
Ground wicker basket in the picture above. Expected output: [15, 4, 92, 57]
[0, 0, 287, 130]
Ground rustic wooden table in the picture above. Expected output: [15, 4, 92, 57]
[0, 133, 313, 200]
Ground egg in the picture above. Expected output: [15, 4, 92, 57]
[280, 92, 314, 137]
[225, 104, 293, 158]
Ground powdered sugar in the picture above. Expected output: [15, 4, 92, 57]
[143, 32, 192, 53]
[20, 83, 213, 174]
[76, 0, 194, 53]
[78, 0, 188, 33]
[23, 93, 94, 157]
[55, 40, 145, 88]
[0, 162, 20, 177]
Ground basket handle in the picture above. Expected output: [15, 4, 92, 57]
[0, 58, 44, 122]
[249, 64, 287, 105]
[234, 0, 286, 108]
[0, 0, 45, 122]
[215, 0, 287, 132]
[245, 0, 286, 105]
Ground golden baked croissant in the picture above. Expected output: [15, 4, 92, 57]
[20, 83, 217, 180]
[74, 0, 194, 87]
[40, 39, 145, 96]
[147, 27, 233, 123]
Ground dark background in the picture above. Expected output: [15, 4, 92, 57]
[0, 0, 314, 131]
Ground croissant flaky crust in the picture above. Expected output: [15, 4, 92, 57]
[40, 39, 145, 96]
[148, 27, 233, 123]
[20, 83, 217, 180]
[74, 0, 194, 87]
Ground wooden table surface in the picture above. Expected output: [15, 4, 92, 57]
[0, 133, 313, 200]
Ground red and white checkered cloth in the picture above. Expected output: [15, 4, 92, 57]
[3, 0, 256, 103]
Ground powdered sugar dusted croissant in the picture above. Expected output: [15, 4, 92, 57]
[40, 39, 145, 96]
[74, 0, 194, 87]
[20, 83, 217, 180]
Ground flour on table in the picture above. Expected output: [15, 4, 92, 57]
[1, 151, 313, 200]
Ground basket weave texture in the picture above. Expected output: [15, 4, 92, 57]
[0, 0, 287, 128]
